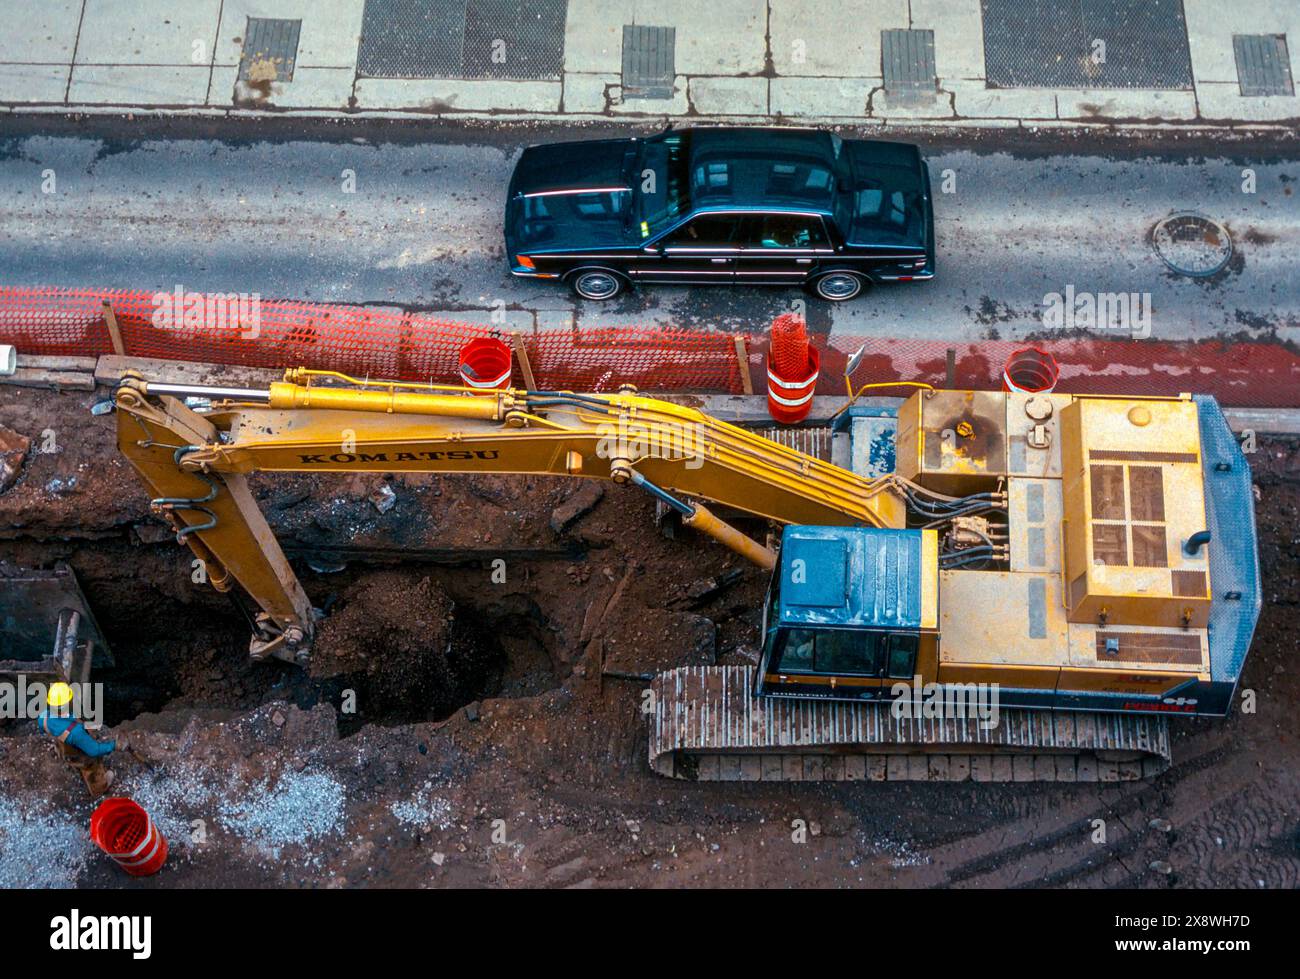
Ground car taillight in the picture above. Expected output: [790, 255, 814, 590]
[517, 255, 536, 270]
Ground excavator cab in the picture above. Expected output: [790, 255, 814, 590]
[755, 526, 940, 701]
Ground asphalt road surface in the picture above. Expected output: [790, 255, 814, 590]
[1, 117, 1296, 344]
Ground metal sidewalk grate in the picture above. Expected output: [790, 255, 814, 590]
[882, 29, 937, 92]
[1233, 34, 1294, 96]
[357, 0, 566, 80]
[981, 0, 1194, 90]
[239, 18, 302, 83]
[622, 24, 676, 99]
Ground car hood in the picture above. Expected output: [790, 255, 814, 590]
[505, 139, 641, 253]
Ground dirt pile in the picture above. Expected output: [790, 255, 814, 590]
[311, 571, 502, 723]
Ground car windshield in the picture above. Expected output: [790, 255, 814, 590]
[636, 132, 691, 237]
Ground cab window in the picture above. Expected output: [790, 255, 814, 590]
[739, 213, 828, 249]
[815, 630, 883, 675]
[776, 629, 918, 677]
[777, 629, 883, 675]
[886, 634, 918, 679]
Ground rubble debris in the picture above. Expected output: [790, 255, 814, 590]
[369, 482, 397, 514]
[0, 424, 29, 493]
[677, 568, 745, 607]
[550, 482, 604, 533]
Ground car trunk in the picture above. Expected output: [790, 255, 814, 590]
[837, 140, 932, 252]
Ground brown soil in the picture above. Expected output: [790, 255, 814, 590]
[0, 383, 1297, 889]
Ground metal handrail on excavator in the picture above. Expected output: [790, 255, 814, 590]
[112, 368, 918, 662]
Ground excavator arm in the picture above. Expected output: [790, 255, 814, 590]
[114, 369, 908, 663]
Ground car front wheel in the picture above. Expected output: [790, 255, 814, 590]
[810, 271, 865, 302]
[570, 269, 626, 301]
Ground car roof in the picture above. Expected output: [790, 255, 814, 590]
[684, 128, 840, 211]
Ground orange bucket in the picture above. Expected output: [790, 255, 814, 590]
[458, 337, 512, 391]
[1002, 347, 1059, 394]
[90, 798, 168, 877]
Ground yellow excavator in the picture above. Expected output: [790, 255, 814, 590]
[109, 367, 1260, 783]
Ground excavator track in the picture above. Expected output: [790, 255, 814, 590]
[649, 667, 1170, 782]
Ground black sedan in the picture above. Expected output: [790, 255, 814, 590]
[504, 127, 934, 302]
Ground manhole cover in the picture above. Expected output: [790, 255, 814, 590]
[1152, 212, 1233, 277]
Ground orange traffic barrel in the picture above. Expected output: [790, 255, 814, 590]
[767, 345, 820, 424]
[1002, 347, 1060, 394]
[767, 314, 819, 424]
[458, 337, 513, 391]
[90, 798, 168, 877]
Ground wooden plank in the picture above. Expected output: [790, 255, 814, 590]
[732, 336, 754, 395]
[844, 755, 867, 781]
[15, 354, 99, 371]
[1034, 755, 1057, 781]
[1055, 755, 1078, 781]
[971, 755, 994, 782]
[949, 755, 971, 781]
[761, 755, 783, 781]
[101, 301, 126, 356]
[739, 755, 762, 781]
[510, 332, 537, 390]
[866, 755, 888, 781]
[718, 754, 741, 781]
[1076, 755, 1099, 782]
[0, 369, 95, 391]
[928, 755, 950, 781]
[1012, 755, 1035, 782]
[907, 755, 929, 780]
[886, 755, 908, 780]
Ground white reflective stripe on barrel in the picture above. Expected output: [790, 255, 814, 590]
[109, 813, 159, 866]
[768, 387, 816, 407]
[1002, 369, 1055, 395]
[460, 367, 512, 389]
[766, 368, 819, 390]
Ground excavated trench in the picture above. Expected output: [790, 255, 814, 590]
[0, 537, 566, 735]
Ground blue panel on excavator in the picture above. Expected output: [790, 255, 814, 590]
[832, 404, 897, 479]
[778, 525, 924, 630]
[1193, 395, 1261, 689]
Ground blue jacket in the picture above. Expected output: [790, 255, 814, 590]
[37, 713, 115, 758]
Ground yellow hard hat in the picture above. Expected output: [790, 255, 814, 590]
[46, 682, 74, 707]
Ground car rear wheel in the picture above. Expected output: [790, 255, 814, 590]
[570, 270, 626, 301]
[810, 271, 866, 302]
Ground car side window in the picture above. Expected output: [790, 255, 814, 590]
[663, 215, 740, 248]
[739, 214, 829, 249]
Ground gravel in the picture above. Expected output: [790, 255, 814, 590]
[0, 796, 94, 888]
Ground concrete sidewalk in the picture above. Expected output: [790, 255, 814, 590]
[0, 0, 1296, 128]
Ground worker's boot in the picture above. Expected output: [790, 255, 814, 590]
[80, 762, 114, 800]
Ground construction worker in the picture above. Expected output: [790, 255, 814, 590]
[37, 682, 116, 799]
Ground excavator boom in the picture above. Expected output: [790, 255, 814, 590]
[114, 370, 907, 660]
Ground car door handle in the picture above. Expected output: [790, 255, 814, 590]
[796, 259, 812, 264]
[711, 258, 728, 264]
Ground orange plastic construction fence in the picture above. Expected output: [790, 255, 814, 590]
[2, 287, 1297, 407]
